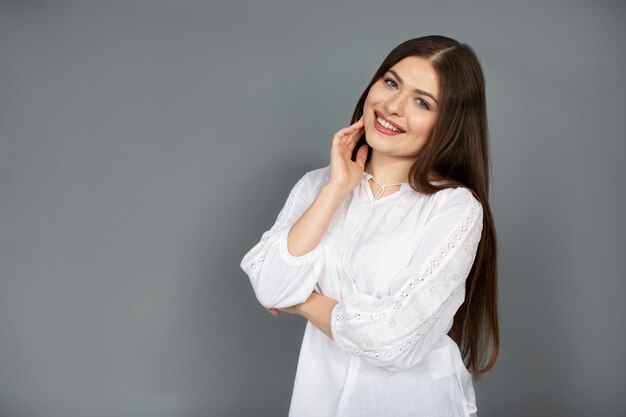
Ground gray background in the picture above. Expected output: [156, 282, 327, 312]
[1, 0, 624, 416]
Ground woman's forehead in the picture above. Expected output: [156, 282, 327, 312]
[387, 57, 440, 101]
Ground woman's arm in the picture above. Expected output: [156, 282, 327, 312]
[240, 171, 328, 309]
[265, 119, 368, 316]
[242, 118, 367, 309]
[286, 183, 349, 256]
[276, 292, 338, 339]
[281, 188, 484, 372]
[263, 183, 349, 315]
[287, 117, 368, 256]
[328, 190, 483, 371]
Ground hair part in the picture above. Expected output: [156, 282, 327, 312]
[351, 35, 499, 376]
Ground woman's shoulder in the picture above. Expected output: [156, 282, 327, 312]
[407, 183, 482, 218]
[428, 185, 483, 225]
[285, 165, 330, 199]
[305, 164, 330, 180]
[432, 184, 479, 204]
[299, 165, 330, 188]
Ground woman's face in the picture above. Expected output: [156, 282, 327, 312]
[363, 56, 440, 159]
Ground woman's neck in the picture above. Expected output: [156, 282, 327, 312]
[365, 151, 412, 185]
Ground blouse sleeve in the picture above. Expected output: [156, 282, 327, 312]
[330, 187, 483, 372]
[240, 169, 327, 309]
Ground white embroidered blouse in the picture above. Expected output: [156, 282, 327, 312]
[240, 165, 483, 417]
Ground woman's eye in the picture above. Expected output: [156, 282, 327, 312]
[415, 98, 430, 110]
[384, 78, 397, 88]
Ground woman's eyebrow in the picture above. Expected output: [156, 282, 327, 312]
[388, 69, 439, 105]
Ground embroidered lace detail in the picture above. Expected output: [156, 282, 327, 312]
[332, 198, 483, 361]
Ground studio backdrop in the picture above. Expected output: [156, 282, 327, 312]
[0, 1, 624, 416]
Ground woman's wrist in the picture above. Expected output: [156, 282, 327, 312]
[296, 292, 338, 339]
[297, 292, 337, 317]
[295, 292, 317, 319]
[321, 182, 352, 202]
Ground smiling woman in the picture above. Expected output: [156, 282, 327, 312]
[240, 35, 498, 417]
[364, 56, 440, 162]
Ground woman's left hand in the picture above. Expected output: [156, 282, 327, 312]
[265, 306, 300, 316]
[266, 308, 279, 316]
[277, 305, 300, 315]
[265, 302, 305, 317]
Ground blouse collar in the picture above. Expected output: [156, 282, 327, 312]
[363, 171, 412, 192]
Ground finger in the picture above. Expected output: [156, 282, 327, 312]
[347, 124, 365, 143]
[345, 118, 364, 129]
[345, 126, 365, 153]
[336, 124, 364, 150]
[355, 144, 368, 169]
[346, 120, 365, 138]
[332, 132, 353, 155]
[332, 121, 364, 156]
[334, 119, 364, 141]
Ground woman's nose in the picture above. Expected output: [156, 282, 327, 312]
[384, 94, 404, 116]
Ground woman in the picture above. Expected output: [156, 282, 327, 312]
[240, 35, 498, 417]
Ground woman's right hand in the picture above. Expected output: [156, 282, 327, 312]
[327, 118, 368, 193]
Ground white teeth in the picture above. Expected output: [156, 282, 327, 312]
[376, 116, 402, 133]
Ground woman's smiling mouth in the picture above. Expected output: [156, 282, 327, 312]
[374, 111, 405, 135]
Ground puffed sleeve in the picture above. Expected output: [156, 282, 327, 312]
[330, 187, 483, 372]
[240, 168, 327, 309]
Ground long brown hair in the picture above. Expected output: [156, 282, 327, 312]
[351, 36, 499, 376]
